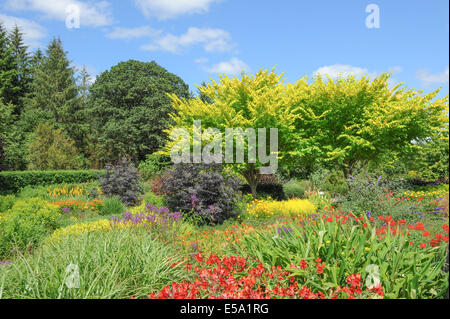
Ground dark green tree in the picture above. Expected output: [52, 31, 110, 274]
[8, 25, 31, 114]
[0, 22, 19, 106]
[23, 37, 84, 147]
[88, 60, 190, 165]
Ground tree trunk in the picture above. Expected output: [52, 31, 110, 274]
[242, 164, 260, 198]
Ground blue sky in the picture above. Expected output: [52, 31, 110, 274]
[1, 0, 448, 97]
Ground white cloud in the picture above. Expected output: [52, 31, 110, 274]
[194, 57, 208, 64]
[141, 27, 233, 53]
[387, 66, 403, 74]
[416, 66, 449, 86]
[3, 0, 113, 27]
[134, 0, 219, 20]
[205, 57, 249, 75]
[106, 26, 161, 39]
[0, 14, 47, 49]
[313, 64, 373, 79]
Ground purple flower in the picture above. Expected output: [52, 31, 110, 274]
[377, 175, 382, 183]
[367, 210, 372, 218]
[62, 207, 70, 214]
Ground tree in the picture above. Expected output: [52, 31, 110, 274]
[197, 81, 213, 104]
[88, 60, 190, 165]
[8, 24, 31, 114]
[26, 122, 82, 170]
[163, 69, 300, 196]
[0, 21, 18, 106]
[289, 73, 449, 176]
[23, 37, 82, 141]
[0, 102, 15, 170]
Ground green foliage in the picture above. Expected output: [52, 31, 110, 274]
[0, 198, 60, 258]
[88, 60, 190, 165]
[283, 180, 311, 199]
[23, 38, 85, 146]
[340, 168, 418, 221]
[0, 194, 15, 212]
[99, 196, 124, 216]
[226, 217, 449, 299]
[290, 73, 449, 175]
[310, 168, 349, 196]
[306, 191, 332, 211]
[164, 68, 301, 196]
[144, 191, 166, 208]
[8, 24, 31, 114]
[99, 157, 142, 206]
[0, 229, 191, 298]
[0, 22, 19, 106]
[27, 123, 83, 170]
[0, 170, 102, 194]
[138, 153, 172, 180]
[0, 102, 15, 170]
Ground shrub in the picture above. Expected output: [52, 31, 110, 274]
[149, 175, 167, 196]
[144, 191, 165, 208]
[0, 198, 60, 258]
[0, 229, 190, 298]
[310, 168, 349, 196]
[0, 170, 102, 194]
[99, 157, 142, 206]
[283, 180, 311, 199]
[161, 162, 242, 224]
[99, 197, 124, 216]
[340, 169, 420, 221]
[246, 198, 317, 219]
[240, 183, 285, 200]
[0, 195, 15, 212]
[138, 153, 172, 180]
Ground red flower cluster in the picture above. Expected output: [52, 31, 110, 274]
[148, 253, 384, 299]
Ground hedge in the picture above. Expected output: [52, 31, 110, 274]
[240, 183, 285, 201]
[0, 170, 104, 194]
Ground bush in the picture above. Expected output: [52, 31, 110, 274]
[283, 180, 311, 199]
[0, 229, 190, 298]
[0, 195, 15, 212]
[99, 197, 124, 216]
[0, 170, 102, 194]
[0, 198, 60, 258]
[340, 168, 418, 221]
[161, 162, 242, 224]
[240, 183, 285, 200]
[144, 191, 166, 208]
[99, 157, 142, 206]
[246, 198, 317, 219]
[138, 153, 172, 180]
[310, 168, 349, 196]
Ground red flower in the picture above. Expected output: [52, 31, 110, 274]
[420, 243, 426, 249]
[299, 260, 307, 269]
